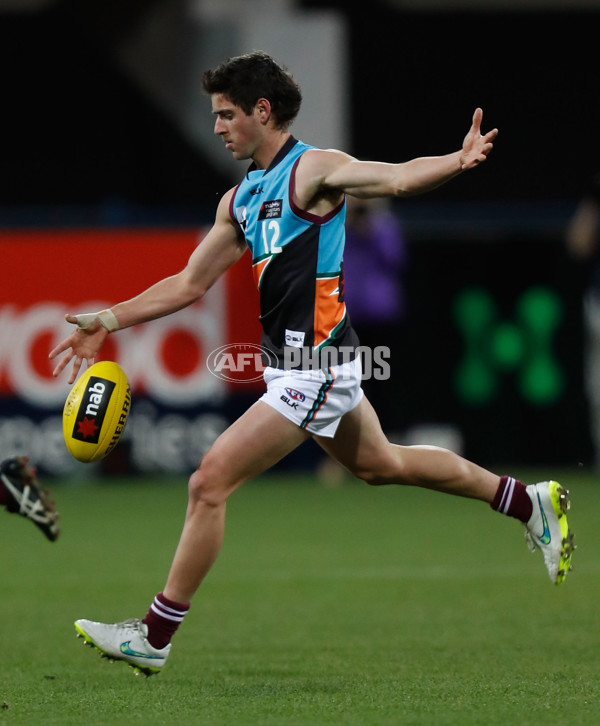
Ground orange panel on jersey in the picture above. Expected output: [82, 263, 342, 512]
[313, 276, 345, 348]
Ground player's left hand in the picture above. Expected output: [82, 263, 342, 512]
[460, 108, 498, 170]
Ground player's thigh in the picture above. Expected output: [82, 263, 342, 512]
[202, 400, 309, 485]
[313, 395, 394, 479]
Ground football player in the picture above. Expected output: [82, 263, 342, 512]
[49, 51, 574, 675]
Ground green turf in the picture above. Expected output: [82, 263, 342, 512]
[1, 468, 599, 725]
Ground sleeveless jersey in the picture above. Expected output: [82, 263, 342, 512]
[229, 136, 359, 369]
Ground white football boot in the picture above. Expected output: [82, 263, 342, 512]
[525, 481, 575, 585]
[75, 618, 170, 676]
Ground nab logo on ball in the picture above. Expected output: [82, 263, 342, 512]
[63, 361, 131, 463]
[72, 378, 115, 444]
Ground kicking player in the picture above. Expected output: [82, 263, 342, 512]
[49, 51, 574, 676]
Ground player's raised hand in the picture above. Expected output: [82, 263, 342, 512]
[460, 108, 498, 170]
[49, 314, 109, 384]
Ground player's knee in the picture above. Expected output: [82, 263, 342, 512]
[351, 451, 404, 486]
[350, 463, 390, 486]
[187, 452, 232, 507]
[358, 470, 389, 487]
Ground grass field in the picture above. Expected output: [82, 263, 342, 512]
[1, 467, 599, 725]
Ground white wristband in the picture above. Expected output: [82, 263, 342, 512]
[74, 309, 120, 333]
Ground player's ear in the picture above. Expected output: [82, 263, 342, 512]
[255, 98, 272, 125]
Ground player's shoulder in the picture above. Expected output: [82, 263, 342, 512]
[300, 147, 353, 166]
[214, 185, 244, 233]
[215, 185, 239, 215]
[296, 147, 355, 186]
[219, 185, 239, 204]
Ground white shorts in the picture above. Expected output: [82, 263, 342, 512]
[260, 356, 364, 438]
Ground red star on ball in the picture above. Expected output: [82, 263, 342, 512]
[77, 416, 99, 439]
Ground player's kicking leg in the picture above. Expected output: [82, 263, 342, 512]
[75, 401, 309, 675]
[315, 395, 575, 585]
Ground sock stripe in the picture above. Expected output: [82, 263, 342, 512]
[491, 475, 532, 524]
[155, 597, 188, 616]
[151, 594, 189, 622]
[150, 601, 185, 622]
[499, 476, 516, 514]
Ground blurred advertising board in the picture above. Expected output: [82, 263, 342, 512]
[0, 228, 262, 474]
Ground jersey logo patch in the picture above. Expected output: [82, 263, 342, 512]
[258, 200, 283, 220]
[285, 329, 305, 348]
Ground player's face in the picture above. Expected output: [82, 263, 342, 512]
[211, 94, 262, 161]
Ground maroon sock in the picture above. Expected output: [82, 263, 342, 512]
[0, 483, 8, 507]
[142, 592, 190, 650]
[490, 476, 533, 523]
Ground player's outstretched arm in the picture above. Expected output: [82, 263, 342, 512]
[49, 189, 246, 384]
[309, 108, 498, 200]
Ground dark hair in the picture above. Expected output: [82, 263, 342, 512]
[203, 51, 302, 130]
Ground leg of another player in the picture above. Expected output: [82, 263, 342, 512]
[162, 401, 309, 604]
[316, 395, 500, 500]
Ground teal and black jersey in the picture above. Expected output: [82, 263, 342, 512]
[229, 136, 359, 368]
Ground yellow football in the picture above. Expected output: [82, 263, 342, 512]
[63, 360, 131, 463]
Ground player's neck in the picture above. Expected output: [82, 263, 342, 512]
[252, 131, 291, 170]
